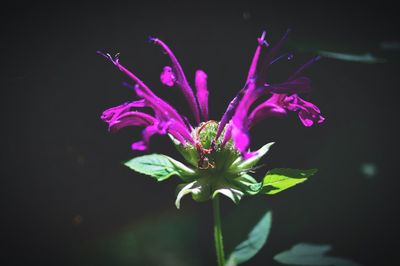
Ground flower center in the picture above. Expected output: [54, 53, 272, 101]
[192, 120, 240, 171]
[194, 120, 218, 169]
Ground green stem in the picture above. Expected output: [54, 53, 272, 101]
[213, 195, 225, 266]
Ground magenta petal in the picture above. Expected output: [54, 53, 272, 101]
[248, 102, 287, 128]
[195, 70, 209, 121]
[218, 32, 267, 140]
[168, 128, 189, 144]
[132, 123, 167, 151]
[150, 37, 200, 124]
[298, 111, 314, 126]
[221, 123, 232, 147]
[142, 124, 161, 142]
[160, 66, 176, 87]
[133, 85, 187, 128]
[216, 80, 254, 139]
[247, 31, 267, 81]
[98, 53, 189, 131]
[229, 81, 259, 154]
[101, 100, 146, 124]
[101, 101, 156, 133]
[101, 89, 194, 150]
[216, 93, 242, 140]
[284, 95, 325, 127]
[298, 110, 325, 127]
[231, 123, 250, 154]
[108, 111, 156, 132]
[131, 140, 147, 151]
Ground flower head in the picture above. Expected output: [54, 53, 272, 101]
[99, 30, 324, 208]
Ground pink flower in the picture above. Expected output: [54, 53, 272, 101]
[99, 30, 324, 159]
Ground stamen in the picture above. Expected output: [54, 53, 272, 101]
[182, 115, 194, 132]
[288, 55, 321, 81]
[122, 82, 136, 91]
[215, 80, 252, 140]
[269, 53, 294, 65]
[256, 29, 291, 87]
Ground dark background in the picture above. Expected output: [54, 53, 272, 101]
[2, 1, 399, 265]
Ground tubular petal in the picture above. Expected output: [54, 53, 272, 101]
[195, 70, 209, 121]
[246, 31, 268, 81]
[230, 80, 259, 155]
[216, 81, 252, 139]
[284, 95, 325, 126]
[257, 93, 325, 127]
[288, 56, 321, 81]
[101, 100, 147, 125]
[150, 37, 201, 124]
[100, 32, 325, 157]
[98, 52, 186, 128]
[133, 85, 187, 128]
[108, 111, 157, 132]
[248, 101, 287, 128]
[219, 31, 268, 141]
[231, 123, 250, 154]
[221, 123, 232, 147]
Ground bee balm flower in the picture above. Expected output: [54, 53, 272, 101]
[99, 30, 323, 208]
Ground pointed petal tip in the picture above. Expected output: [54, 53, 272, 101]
[131, 140, 148, 151]
[148, 36, 158, 43]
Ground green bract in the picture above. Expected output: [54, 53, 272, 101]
[124, 121, 317, 208]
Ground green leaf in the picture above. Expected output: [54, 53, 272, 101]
[274, 243, 361, 266]
[380, 41, 400, 51]
[289, 40, 389, 64]
[262, 168, 317, 195]
[124, 154, 196, 182]
[229, 142, 275, 172]
[175, 178, 211, 209]
[227, 211, 272, 266]
[318, 50, 386, 63]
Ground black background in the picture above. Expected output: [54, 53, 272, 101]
[2, 1, 399, 265]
